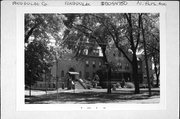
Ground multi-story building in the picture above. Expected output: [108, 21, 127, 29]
[99, 48, 154, 87]
[32, 46, 154, 89]
[137, 55, 154, 84]
[32, 48, 104, 89]
[106, 48, 132, 81]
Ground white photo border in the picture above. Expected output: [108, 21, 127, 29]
[16, 6, 166, 111]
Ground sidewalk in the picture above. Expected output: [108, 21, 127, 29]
[25, 88, 160, 96]
[25, 88, 75, 96]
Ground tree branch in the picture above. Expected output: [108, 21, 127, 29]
[124, 13, 135, 52]
[25, 22, 41, 43]
[135, 13, 142, 50]
[77, 24, 94, 32]
[113, 40, 132, 64]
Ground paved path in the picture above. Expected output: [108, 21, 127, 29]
[25, 88, 160, 96]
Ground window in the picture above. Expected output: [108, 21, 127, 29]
[61, 70, 64, 77]
[138, 65, 141, 69]
[86, 60, 89, 67]
[125, 63, 129, 70]
[127, 63, 129, 70]
[119, 63, 122, 69]
[92, 61, 96, 68]
[85, 72, 89, 79]
[99, 62, 102, 67]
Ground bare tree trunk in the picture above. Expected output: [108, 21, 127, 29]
[45, 72, 47, 95]
[101, 47, 111, 94]
[107, 66, 112, 94]
[132, 54, 140, 94]
[56, 58, 59, 99]
[29, 85, 31, 96]
[125, 13, 140, 94]
[29, 77, 32, 96]
[141, 15, 152, 96]
[154, 61, 159, 87]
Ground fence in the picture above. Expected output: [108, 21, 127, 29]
[32, 81, 67, 90]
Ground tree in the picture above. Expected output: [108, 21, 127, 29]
[139, 13, 160, 88]
[25, 40, 53, 96]
[141, 13, 152, 96]
[25, 14, 66, 96]
[91, 13, 143, 94]
[146, 14, 160, 88]
[62, 13, 159, 94]
[62, 14, 112, 93]
[97, 13, 159, 93]
[25, 14, 65, 43]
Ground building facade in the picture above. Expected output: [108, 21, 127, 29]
[32, 47, 154, 89]
[106, 48, 132, 81]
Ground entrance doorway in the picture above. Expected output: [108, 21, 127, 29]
[69, 67, 75, 80]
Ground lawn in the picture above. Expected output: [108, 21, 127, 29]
[25, 88, 160, 104]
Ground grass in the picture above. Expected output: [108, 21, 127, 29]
[25, 89, 160, 104]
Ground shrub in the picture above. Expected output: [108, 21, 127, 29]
[125, 82, 135, 88]
[115, 82, 121, 88]
[112, 84, 116, 91]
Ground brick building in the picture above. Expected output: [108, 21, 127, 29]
[32, 48, 104, 89]
[99, 48, 154, 87]
[32, 47, 154, 89]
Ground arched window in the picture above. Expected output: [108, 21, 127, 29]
[61, 70, 64, 77]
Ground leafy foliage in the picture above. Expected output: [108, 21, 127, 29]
[25, 40, 53, 86]
[25, 14, 66, 87]
[62, 13, 159, 94]
[25, 14, 66, 44]
[24, 13, 160, 94]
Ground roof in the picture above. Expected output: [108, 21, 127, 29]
[68, 72, 79, 75]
